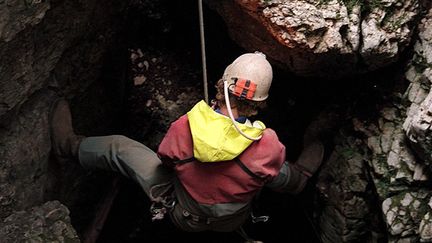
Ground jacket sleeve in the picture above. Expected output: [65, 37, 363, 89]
[265, 161, 292, 192]
[157, 115, 193, 168]
[157, 121, 179, 168]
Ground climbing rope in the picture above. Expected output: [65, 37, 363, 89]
[198, 0, 209, 104]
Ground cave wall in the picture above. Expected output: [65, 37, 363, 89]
[0, 0, 129, 238]
[0, 201, 80, 242]
[316, 6, 432, 243]
[205, 0, 422, 78]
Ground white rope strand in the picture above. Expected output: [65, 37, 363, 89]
[224, 81, 262, 141]
[198, 0, 209, 104]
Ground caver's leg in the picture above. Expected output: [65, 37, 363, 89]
[78, 135, 173, 196]
[50, 99, 172, 196]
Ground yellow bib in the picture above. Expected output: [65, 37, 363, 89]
[187, 100, 265, 162]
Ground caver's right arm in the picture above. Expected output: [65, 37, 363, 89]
[157, 114, 194, 168]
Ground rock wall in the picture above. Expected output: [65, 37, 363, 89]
[362, 8, 432, 242]
[0, 201, 79, 242]
[316, 7, 432, 242]
[404, 9, 432, 168]
[0, 90, 58, 218]
[206, 0, 422, 78]
[0, 0, 128, 236]
[317, 130, 386, 242]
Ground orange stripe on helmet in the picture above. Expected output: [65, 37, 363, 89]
[231, 78, 257, 100]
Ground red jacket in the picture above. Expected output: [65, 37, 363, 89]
[158, 114, 286, 205]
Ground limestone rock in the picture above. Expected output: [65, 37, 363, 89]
[0, 0, 129, 235]
[383, 191, 430, 237]
[0, 0, 50, 42]
[420, 202, 432, 242]
[0, 90, 58, 219]
[0, 0, 127, 118]
[361, 0, 419, 69]
[353, 106, 432, 242]
[403, 8, 432, 166]
[262, 0, 352, 53]
[342, 9, 432, 242]
[327, 93, 431, 242]
[316, 129, 385, 243]
[205, 0, 422, 77]
[355, 113, 428, 201]
[0, 201, 79, 242]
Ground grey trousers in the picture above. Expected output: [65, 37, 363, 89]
[78, 135, 173, 197]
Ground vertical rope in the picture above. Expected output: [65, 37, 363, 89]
[198, 0, 209, 104]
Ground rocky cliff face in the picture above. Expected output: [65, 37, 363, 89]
[316, 7, 432, 242]
[404, 10, 432, 169]
[0, 0, 129, 239]
[206, 0, 422, 78]
[317, 130, 385, 242]
[0, 201, 79, 242]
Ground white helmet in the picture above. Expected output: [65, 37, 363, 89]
[221, 52, 273, 141]
[222, 52, 273, 101]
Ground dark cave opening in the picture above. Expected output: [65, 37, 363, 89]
[69, 1, 412, 242]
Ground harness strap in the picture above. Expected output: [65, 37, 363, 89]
[234, 158, 266, 181]
[176, 203, 241, 225]
[174, 157, 195, 165]
[174, 157, 266, 182]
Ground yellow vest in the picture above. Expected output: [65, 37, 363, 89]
[187, 100, 265, 162]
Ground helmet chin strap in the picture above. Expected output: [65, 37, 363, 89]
[224, 80, 262, 141]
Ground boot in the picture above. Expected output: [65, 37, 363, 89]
[285, 141, 324, 194]
[50, 99, 84, 159]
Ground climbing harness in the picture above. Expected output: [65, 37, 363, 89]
[198, 0, 209, 104]
[148, 182, 176, 221]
